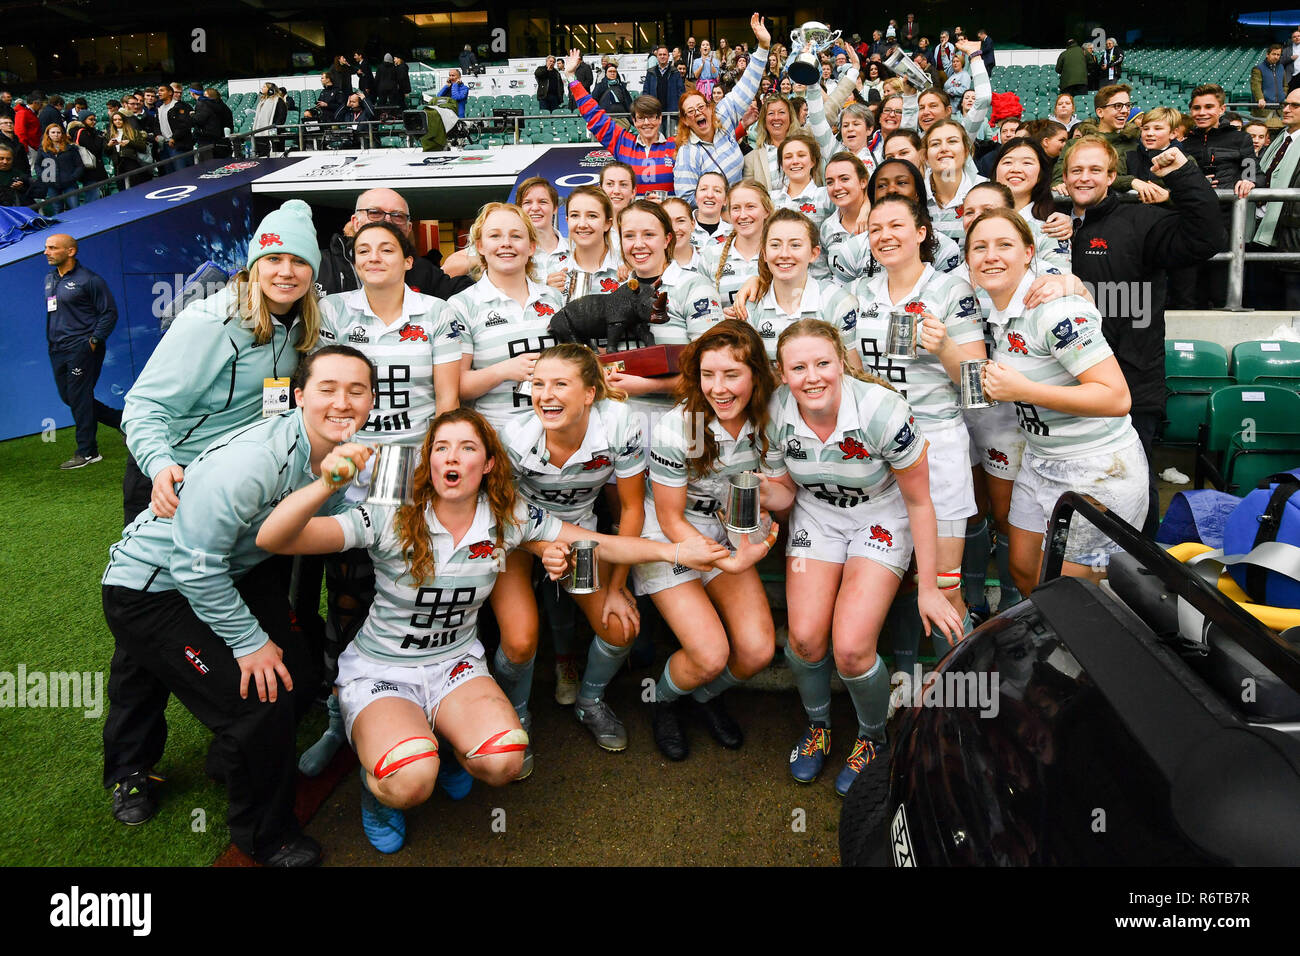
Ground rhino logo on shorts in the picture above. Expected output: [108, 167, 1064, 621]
[790, 529, 812, 548]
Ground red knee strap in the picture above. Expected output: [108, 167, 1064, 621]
[373, 736, 439, 779]
[465, 728, 529, 758]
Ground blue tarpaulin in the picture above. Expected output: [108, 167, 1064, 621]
[0, 206, 55, 248]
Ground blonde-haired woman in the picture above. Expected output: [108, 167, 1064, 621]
[699, 180, 772, 305]
[107, 200, 327, 825]
[255, 407, 728, 852]
[500, 344, 649, 760]
[447, 202, 565, 435]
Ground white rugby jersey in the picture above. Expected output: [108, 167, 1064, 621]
[336, 495, 563, 665]
[319, 288, 460, 446]
[772, 182, 834, 280]
[506, 399, 646, 523]
[745, 278, 858, 361]
[764, 375, 927, 510]
[647, 403, 764, 519]
[675, 248, 704, 275]
[925, 168, 987, 244]
[532, 234, 572, 279]
[690, 219, 732, 253]
[559, 248, 623, 301]
[824, 225, 964, 289]
[851, 264, 983, 426]
[1018, 208, 1073, 275]
[987, 273, 1133, 460]
[446, 274, 565, 431]
[698, 233, 762, 305]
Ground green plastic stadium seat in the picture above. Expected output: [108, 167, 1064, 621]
[1223, 431, 1300, 495]
[1195, 385, 1300, 490]
[1231, 340, 1300, 384]
[1166, 339, 1229, 378]
[1162, 375, 1237, 445]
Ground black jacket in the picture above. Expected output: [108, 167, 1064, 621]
[1180, 120, 1255, 189]
[0, 167, 30, 205]
[315, 85, 346, 116]
[159, 100, 194, 150]
[569, 61, 594, 108]
[191, 97, 228, 142]
[1070, 161, 1225, 414]
[396, 64, 411, 96]
[375, 62, 399, 97]
[37, 104, 63, 133]
[535, 65, 564, 104]
[354, 60, 376, 97]
[0, 130, 31, 179]
[330, 62, 353, 95]
[317, 232, 474, 300]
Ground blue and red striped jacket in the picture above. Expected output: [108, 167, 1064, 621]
[571, 81, 676, 196]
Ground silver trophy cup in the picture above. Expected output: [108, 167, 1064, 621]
[358, 444, 419, 507]
[884, 48, 934, 92]
[723, 473, 762, 536]
[564, 540, 601, 594]
[564, 269, 591, 304]
[787, 21, 842, 85]
[959, 359, 997, 409]
[885, 309, 918, 359]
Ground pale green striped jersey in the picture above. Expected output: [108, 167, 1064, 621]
[851, 265, 983, 425]
[319, 288, 460, 446]
[987, 278, 1131, 459]
[697, 235, 762, 305]
[763, 376, 926, 509]
[648, 403, 765, 518]
[506, 399, 646, 522]
[823, 219, 964, 288]
[925, 168, 987, 244]
[336, 495, 563, 665]
[771, 185, 834, 280]
[743, 277, 858, 361]
[445, 275, 565, 431]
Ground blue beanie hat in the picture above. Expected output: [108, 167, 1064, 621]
[247, 199, 321, 277]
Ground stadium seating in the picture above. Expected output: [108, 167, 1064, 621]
[1195, 384, 1300, 491]
[1231, 340, 1300, 386]
[1163, 340, 1235, 446]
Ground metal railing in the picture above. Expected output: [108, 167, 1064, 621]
[1211, 186, 1300, 311]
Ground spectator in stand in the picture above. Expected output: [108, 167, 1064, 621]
[683, 36, 700, 76]
[156, 83, 195, 170]
[394, 57, 411, 103]
[0, 114, 31, 187]
[1083, 43, 1102, 92]
[68, 115, 108, 200]
[904, 14, 920, 51]
[0, 143, 30, 205]
[334, 90, 376, 146]
[935, 31, 956, 82]
[13, 97, 40, 150]
[39, 95, 64, 133]
[976, 116, 1022, 177]
[673, 13, 771, 205]
[1053, 84, 1143, 196]
[536, 55, 565, 113]
[375, 54, 400, 108]
[1245, 119, 1270, 156]
[1066, 136, 1223, 535]
[330, 55, 353, 96]
[35, 124, 85, 212]
[569, 55, 675, 197]
[105, 111, 150, 187]
[438, 68, 469, 118]
[1101, 38, 1124, 84]
[192, 87, 234, 160]
[1052, 92, 1082, 131]
[316, 72, 346, 119]
[1057, 39, 1089, 96]
[1023, 118, 1070, 161]
[851, 33, 870, 60]
[252, 82, 287, 157]
[1252, 43, 1290, 122]
[1253, 88, 1300, 308]
[694, 40, 723, 100]
[944, 53, 972, 98]
[1173, 84, 1257, 308]
[460, 44, 479, 73]
[353, 52, 376, 100]
[596, 62, 634, 115]
[0, 90, 13, 120]
[1126, 106, 1178, 184]
[643, 45, 686, 127]
[977, 28, 996, 78]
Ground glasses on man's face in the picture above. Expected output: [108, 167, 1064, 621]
[1105, 101, 1132, 111]
[1284, 101, 1300, 110]
[356, 208, 410, 226]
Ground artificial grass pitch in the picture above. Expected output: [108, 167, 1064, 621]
[0, 426, 327, 866]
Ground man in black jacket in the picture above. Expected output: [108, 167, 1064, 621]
[1173, 83, 1256, 307]
[569, 52, 594, 110]
[190, 87, 233, 159]
[353, 52, 376, 99]
[536, 55, 565, 112]
[0, 142, 31, 205]
[155, 84, 194, 170]
[317, 187, 473, 300]
[1066, 135, 1225, 534]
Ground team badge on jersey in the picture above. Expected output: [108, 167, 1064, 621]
[600, 278, 620, 292]
[468, 541, 496, 559]
[958, 295, 977, 315]
[447, 319, 465, 339]
[399, 323, 428, 342]
[583, 454, 613, 471]
[842, 309, 857, 331]
[759, 321, 775, 338]
[691, 297, 716, 319]
[799, 202, 815, 214]
[838, 436, 870, 460]
[904, 301, 926, 315]
[1050, 319, 1080, 350]
[532, 301, 556, 317]
[527, 504, 546, 527]
[786, 437, 807, 460]
[893, 417, 916, 451]
[1007, 332, 1029, 355]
